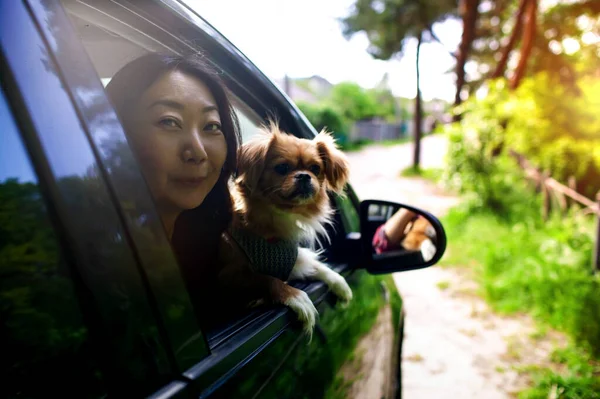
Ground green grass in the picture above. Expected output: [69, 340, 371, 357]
[379, 136, 412, 147]
[519, 347, 600, 399]
[399, 166, 443, 182]
[441, 201, 600, 397]
[341, 137, 411, 152]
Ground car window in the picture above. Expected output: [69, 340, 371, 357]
[63, 3, 263, 143]
[58, 0, 264, 336]
[0, 87, 106, 398]
[49, 2, 361, 397]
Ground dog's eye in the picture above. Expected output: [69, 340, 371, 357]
[309, 165, 321, 175]
[274, 163, 291, 175]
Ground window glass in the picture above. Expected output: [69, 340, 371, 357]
[58, 0, 264, 344]
[232, 97, 263, 142]
[0, 88, 106, 398]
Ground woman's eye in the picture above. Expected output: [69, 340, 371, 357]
[205, 123, 222, 133]
[274, 163, 291, 175]
[158, 117, 180, 129]
[309, 165, 321, 175]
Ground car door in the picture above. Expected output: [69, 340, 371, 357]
[19, 1, 394, 398]
[0, 2, 201, 397]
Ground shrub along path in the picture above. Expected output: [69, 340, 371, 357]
[345, 137, 569, 399]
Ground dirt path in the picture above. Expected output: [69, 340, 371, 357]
[343, 136, 566, 398]
[345, 134, 460, 216]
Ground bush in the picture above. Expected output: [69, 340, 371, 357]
[443, 72, 600, 397]
[505, 73, 600, 198]
[297, 101, 349, 144]
[445, 75, 600, 200]
[443, 95, 533, 216]
[443, 201, 600, 356]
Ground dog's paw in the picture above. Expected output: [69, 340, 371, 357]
[420, 238, 437, 262]
[328, 272, 353, 304]
[285, 289, 318, 338]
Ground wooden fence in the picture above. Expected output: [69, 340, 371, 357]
[509, 149, 600, 272]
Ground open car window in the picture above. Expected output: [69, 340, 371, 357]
[59, 0, 352, 345]
[64, 2, 263, 142]
[58, 0, 271, 340]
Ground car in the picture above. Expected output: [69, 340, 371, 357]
[0, 1, 446, 398]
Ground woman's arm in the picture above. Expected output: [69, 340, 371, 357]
[382, 208, 418, 244]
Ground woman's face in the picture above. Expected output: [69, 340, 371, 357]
[130, 70, 227, 215]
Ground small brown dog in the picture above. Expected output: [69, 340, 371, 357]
[400, 216, 437, 262]
[218, 121, 352, 335]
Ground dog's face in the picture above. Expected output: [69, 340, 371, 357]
[401, 217, 437, 251]
[236, 122, 349, 214]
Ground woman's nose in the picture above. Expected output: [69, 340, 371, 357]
[182, 133, 208, 164]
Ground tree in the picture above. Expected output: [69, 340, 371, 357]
[328, 82, 379, 122]
[454, 0, 480, 116]
[490, 0, 525, 79]
[466, 0, 599, 94]
[342, 0, 456, 170]
[297, 101, 348, 143]
[508, 0, 538, 89]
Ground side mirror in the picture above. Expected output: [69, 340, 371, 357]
[359, 199, 447, 274]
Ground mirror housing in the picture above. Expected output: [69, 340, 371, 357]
[358, 199, 447, 274]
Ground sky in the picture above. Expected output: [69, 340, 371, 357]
[184, 0, 462, 102]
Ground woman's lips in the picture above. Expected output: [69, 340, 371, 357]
[172, 177, 206, 186]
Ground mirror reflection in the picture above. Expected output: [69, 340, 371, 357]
[367, 203, 439, 264]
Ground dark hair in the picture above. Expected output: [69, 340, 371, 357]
[106, 53, 240, 322]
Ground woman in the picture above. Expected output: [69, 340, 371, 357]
[372, 208, 418, 254]
[106, 53, 241, 322]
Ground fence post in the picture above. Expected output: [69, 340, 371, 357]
[542, 170, 550, 221]
[594, 191, 600, 274]
[568, 176, 577, 209]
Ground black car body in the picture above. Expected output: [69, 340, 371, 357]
[0, 1, 445, 398]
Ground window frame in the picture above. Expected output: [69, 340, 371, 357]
[23, 0, 361, 397]
[25, 0, 210, 374]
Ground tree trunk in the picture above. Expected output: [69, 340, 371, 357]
[454, 0, 480, 118]
[510, 0, 537, 89]
[492, 0, 529, 79]
[413, 31, 423, 171]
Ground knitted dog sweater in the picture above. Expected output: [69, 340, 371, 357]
[229, 227, 298, 281]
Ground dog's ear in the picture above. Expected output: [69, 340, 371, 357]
[237, 129, 274, 192]
[314, 129, 349, 194]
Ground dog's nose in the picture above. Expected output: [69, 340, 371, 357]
[295, 173, 311, 182]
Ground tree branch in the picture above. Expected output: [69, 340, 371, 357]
[492, 0, 529, 79]
[510, 0, 538, 89]
[454, 0, 480, 113]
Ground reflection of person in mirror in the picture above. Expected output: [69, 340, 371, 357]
[372, 208, 437, 262]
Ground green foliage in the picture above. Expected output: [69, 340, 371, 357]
[466, 0, 600, 95]
[505, 74, 600, 197]
[399, 166, 443, 182]
[297, 101, 349, 143]
[443, 82, 530, 214]
[367, 87, 399, 122]
[442, 200, 600, 394]
[341, 0, 456, 60]
[445, 75, 600, 201]
[328, 82, 380, 122]
[520, 346, 600, 399]
[298, 82, 405, 149]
